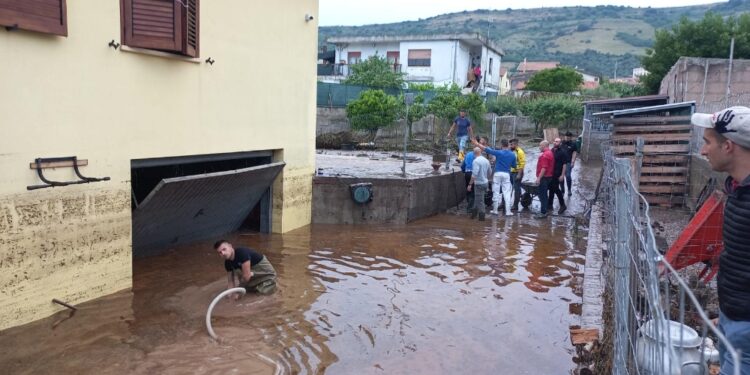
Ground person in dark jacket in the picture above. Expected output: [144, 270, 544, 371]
[692, 106, 750, 374]
[548, 137, 569, 214]
[560, 131, 579, 196]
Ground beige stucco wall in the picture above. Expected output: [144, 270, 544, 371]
[0, 0, 318, 330]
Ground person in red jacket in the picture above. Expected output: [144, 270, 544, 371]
[534, 140, 554, 219]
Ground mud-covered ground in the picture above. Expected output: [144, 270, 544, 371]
[1, 143, 603, 375]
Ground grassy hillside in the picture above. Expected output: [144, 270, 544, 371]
[320, 0, 750, 78]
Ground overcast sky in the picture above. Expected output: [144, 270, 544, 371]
[319, 0, 725, 26]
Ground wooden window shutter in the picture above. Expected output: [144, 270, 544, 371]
[0, 0, 67, 36]
[181, 0, 198, 57]
[121, 0, 199, 57]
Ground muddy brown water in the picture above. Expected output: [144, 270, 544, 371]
[1, 161, 598, 375]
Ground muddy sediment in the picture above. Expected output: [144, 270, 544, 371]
[1, 148, 600, 374]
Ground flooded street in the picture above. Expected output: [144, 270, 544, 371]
[1, 159, 598, 375]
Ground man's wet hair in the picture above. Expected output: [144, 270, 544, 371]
[213, 239, 230, 249]
[510, 138, 518, 144]
[500, 139, 509, 147]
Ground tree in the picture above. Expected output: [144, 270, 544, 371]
[641, 12, 750, 93]
[343, 55, 405, 88]
[520, 95, 583, 135]
[426, 84, 486, 133]
[525, 67, 584, 93]
[346, 89, 400, 137]
[487, 95, 521, 116]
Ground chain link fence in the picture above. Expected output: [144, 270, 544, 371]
[596, 139, 740, 375]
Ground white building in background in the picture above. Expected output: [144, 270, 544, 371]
[633, 67, 648, 79]
[325, 33, 505, 94]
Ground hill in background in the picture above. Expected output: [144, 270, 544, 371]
[319, 0, 750, 79]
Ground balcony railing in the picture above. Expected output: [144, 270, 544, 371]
[317, 63, 402, 77]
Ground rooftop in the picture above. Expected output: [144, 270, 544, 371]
[517, 61, 559, 72]
[327, 33, 504, 56]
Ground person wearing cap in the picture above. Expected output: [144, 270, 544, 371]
[692, 106, 750, 374]
[446, 110, 475, 163]
[560, 131, 579, 196]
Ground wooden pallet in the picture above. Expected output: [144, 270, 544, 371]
[612, 116, 692, 207]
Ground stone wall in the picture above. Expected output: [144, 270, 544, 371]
[312, 172, 466, 225]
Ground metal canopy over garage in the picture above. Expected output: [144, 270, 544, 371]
[132, 162, 285, 256]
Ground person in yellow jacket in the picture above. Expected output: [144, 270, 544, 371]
[509, 138, 526, 211]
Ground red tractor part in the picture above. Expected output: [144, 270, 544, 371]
[661, 191, 724, 282]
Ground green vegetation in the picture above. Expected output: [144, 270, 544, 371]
[525, 67, 584, 93]
[582, 81, 650, 98]
[343, 56, 404, 88]
[641, 12, 750, 93]
[427, 85, 486, 130]
[346, 90, 401, 135]
[486, 95, 521, 116]
[615, 32, 653, 48]
[521, 95, 584, 134]
[320, 2, 750, 78]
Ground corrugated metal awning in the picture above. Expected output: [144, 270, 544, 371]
[132, 162, 285, 256]
[592, 101, 695, 117]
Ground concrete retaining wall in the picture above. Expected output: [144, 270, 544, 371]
[312, 172, 466, 224]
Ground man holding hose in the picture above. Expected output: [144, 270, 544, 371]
[215, 240, 277, 297]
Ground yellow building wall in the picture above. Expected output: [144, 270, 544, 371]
[0, 0, 318, 330]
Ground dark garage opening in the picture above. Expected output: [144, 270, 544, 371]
[130, 151, 284, 257]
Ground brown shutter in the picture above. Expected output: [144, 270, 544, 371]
[122, 0, 182, 53]
[181, 0, 198, 57]
[0, 0, 67, 36]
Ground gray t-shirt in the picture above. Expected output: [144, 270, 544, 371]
[471, 155, 491, 185]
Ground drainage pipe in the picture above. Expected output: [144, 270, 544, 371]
[206, 287, 246, 340]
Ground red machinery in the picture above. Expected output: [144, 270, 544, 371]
[661, 191, 725, 282]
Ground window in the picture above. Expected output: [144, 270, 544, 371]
[121, 0, 199, 58]
[386, 51, 400, 65]
[408, 49, 431, 67]
[347, 51, 361, 65]
[489, 58, 493, 74]
[0, 0, 67, 36]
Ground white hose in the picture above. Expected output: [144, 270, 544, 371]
[206, 287, 246, 340]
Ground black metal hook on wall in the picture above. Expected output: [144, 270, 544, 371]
[205, 57, 215, 65]
[27, 156, 110, 190]
[108, 39, 120, 49]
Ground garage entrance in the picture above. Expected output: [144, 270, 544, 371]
[130, 151, 284, 257]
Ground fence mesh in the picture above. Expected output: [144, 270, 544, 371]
[594, 139, 740, 375]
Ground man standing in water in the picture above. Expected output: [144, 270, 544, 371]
[215, 240, 277, 297]
[509, 138, 526, 211]
[467, 147, 491, 221]
[560, 131, 579, 196]
[691, 107, 750, 374]
[534, 140, 554, 219]
[446, 109, 474, 163]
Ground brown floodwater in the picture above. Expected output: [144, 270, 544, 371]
[1, 162, 596, 375]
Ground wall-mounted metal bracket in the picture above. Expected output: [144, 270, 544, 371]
[27, 156, 110, 190]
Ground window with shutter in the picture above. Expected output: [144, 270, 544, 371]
[347, 51, 361, 65]
[0, 0, 67, 36]
[407, 49, 431, 67]
[121, 0, 199, 58]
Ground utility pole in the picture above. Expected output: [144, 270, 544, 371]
[726, 37, 735, 107]
[614, 60, 618, 80]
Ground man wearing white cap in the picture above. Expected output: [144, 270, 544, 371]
[692, 106, 750, 375]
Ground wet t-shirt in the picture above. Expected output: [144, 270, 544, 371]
[224, 247, 263, 272]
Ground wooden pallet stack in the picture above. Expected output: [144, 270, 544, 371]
[611, 115, 692, 207]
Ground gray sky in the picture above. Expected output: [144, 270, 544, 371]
[320, 0, 724, 26]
